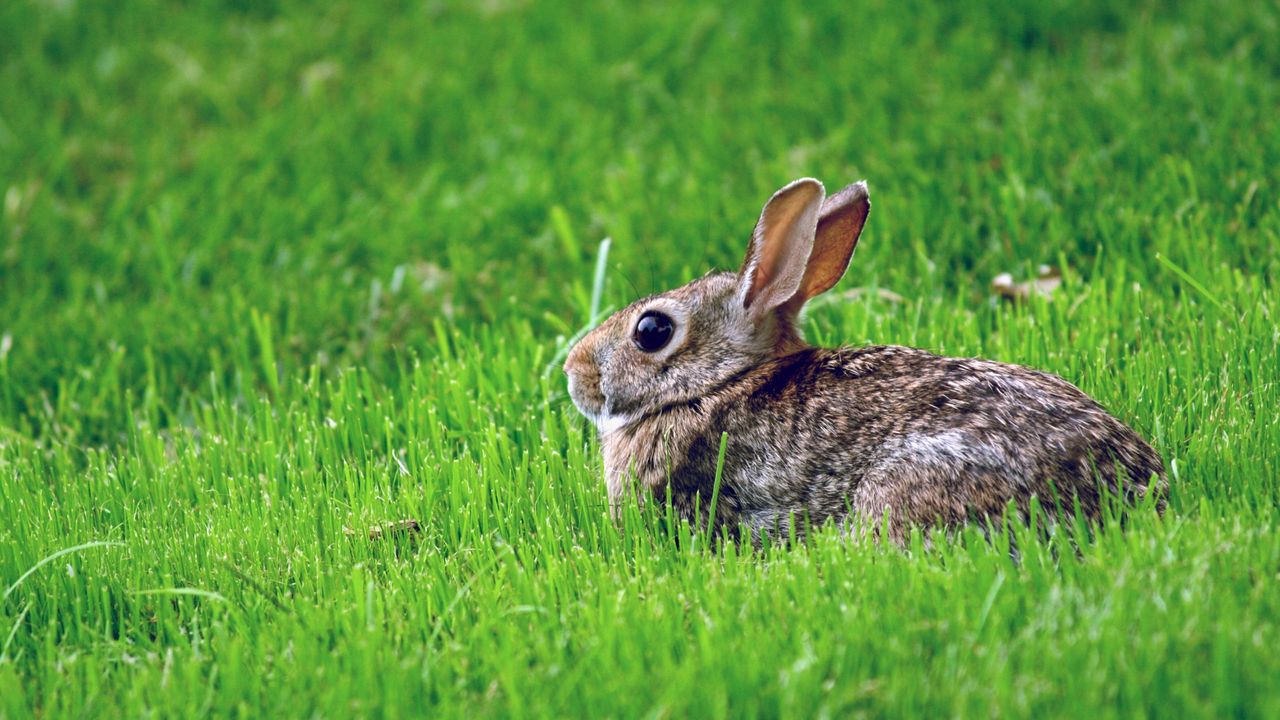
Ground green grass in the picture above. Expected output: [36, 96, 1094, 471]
[2, 0, 1279, 716]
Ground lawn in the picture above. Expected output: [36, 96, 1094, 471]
[2, 0, 1278, 716]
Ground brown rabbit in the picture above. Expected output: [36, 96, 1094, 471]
[563, 178, 1166, 544]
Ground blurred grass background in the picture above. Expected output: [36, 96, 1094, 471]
[1, 0, 1278, 716]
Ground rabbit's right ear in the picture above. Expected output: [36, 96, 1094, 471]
[785, 181, 871, 311]
[738, 178, 826, 323]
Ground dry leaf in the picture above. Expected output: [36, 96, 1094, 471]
[343, 519, 422, 541]
[992, 265, 1062, 303]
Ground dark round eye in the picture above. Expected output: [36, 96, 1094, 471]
[633, 311, 674, 353]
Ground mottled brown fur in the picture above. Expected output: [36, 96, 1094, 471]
[564, 179, 1166, 545]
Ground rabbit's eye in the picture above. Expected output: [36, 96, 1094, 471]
[633, 311, 674, 352]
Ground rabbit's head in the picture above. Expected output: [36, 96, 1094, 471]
[563, 178, 871, 435]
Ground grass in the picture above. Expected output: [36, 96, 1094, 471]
[1, 0, 1278, 716]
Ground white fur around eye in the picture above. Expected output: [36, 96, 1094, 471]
[631, 298, 690, 359]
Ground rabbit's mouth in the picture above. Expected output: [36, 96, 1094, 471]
[566, 374, 639, 435]
[565, 373, 605, 421]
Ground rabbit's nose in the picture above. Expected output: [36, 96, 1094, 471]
[563, 343, 587, 377]
[565, 334, 608, 378]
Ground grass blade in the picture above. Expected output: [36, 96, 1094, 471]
[4, 541, 124, 601]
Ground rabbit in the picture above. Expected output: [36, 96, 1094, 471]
[563, 178, 1166, 544]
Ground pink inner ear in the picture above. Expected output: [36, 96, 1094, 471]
[742, 180, 825, 313]
[746, 267, 774, 306]
[796, 185, 870, 303]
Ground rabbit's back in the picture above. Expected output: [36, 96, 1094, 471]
[689, 345, 1165, 540]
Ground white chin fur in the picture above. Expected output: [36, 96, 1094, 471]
[568, 401, 633, 436]
[596, 412, 639, 436]
[567, 376, 638, 435]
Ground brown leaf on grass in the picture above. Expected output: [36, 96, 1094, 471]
[992, 265, 1063, 303]
[343, 519, 422, 542]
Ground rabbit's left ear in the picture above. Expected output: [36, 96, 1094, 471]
[785, 181, 871, 311]
[738, 178, 826, 322]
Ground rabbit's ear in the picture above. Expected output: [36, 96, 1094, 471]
[738, 178, 826, 321]
[785, 181, 870, 310]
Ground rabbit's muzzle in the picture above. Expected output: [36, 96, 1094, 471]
[563, 347, 605, 424]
